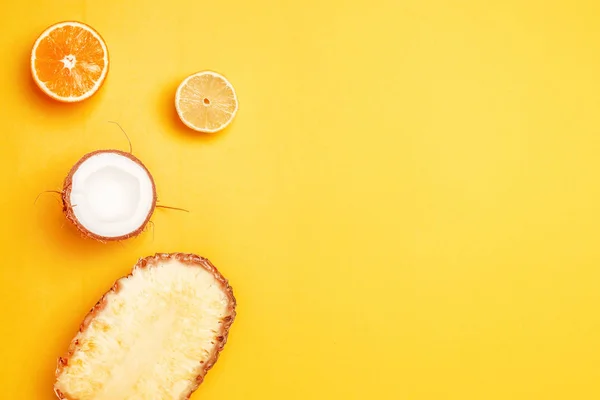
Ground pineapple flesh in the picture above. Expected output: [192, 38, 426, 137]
[55, 253, 236, 400]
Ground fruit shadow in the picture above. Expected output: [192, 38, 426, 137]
[159, 79, 236, 143]
[21, 46, 104, 119]
[40, 331, 70, 399]
[34, 195, 140, 256]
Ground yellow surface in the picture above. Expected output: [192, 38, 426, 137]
[1, 1, 600, 399]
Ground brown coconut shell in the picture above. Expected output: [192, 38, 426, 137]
[62, 149, 157, 242]
[54, 253, 237, 400]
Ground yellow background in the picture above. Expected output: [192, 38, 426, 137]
[1, 0, 600, 398]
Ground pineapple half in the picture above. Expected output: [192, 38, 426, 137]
[54, 253, 236, 400]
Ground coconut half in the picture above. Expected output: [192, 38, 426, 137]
[54, 253, 237, 400]
[62, 150, 156, 241]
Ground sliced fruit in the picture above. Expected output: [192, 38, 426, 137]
[175, 71, 238, 133]
[55, 253, 237, 400]
[31, 21, 109, 102]
[62, 150, 156, 241]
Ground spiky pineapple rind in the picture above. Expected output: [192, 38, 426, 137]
[54, 253, 237, 400]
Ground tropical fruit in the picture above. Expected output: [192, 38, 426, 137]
[55, 253, 237, 399]
[62, 150, 156, 241]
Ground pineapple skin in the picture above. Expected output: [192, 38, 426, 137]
[54, 253, 236, 400]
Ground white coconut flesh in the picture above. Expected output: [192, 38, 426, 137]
[55, 258, 233, 399]
[69, 152, 155, 238]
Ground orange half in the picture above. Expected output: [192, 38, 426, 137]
[175, 71, 238, 133]
[31, 21, 109, 102]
